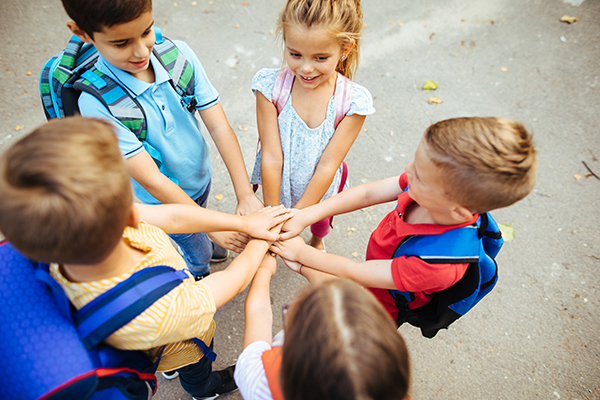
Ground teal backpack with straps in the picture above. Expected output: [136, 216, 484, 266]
[40, 27, 195, 179]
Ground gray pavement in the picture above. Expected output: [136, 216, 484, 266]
[1, 0, 599, 399]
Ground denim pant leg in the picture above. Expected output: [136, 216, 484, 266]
[169, 182, 212, 277]
[177, 341, 219, 398]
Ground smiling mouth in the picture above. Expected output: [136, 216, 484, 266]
[131, 59, 149, 68]
[300, 75, 318, 82]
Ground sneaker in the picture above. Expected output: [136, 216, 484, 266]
[162, 370, 179, 380]
[192, 365, 237, 400]
[210, 241, 228, 263]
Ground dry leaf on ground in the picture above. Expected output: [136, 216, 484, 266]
[498, 223, 515, 242]
[428, 96, 443, 104]
[560, 14, 578, 24]
[422, 80, 438, 90]
[574, 174, 581, 180]
[214, 193, 224, 200]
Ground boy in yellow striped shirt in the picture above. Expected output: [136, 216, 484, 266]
[0, 117, 291, 400]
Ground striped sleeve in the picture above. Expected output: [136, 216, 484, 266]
[234, 340, 274, 400]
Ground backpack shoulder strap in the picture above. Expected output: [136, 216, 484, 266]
[262, 346, 285, 400]
[73, 266, 189, 349]
[152, 27, 197, 112]
[333, 72, 353, 129]
[272, 67, 295, 114]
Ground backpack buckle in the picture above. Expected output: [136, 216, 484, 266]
[181, 96, 197, 113]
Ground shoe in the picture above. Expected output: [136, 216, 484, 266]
[194, 271, 210, 281]
[162, 370, 179, 380]
[193, 364, 238, 400]
[210, 241, 228, 263]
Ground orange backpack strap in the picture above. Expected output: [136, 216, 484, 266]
[261, 346, 285, 400]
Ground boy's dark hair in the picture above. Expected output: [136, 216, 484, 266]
[282, 279, 411, 400]
[61, 0, 152, 38]
[0, 117, 132, 265]
[424, 117, 538, 213]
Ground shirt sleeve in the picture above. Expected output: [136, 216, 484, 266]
[252, 68, 278, 102]
[391, 256, 469, 293]
[399, 172, 408, 191]
[234, 341, 274, 400]
[78, 92, 145, 159]
[175, 40, 220, 110]
[347, 82, 375, 117]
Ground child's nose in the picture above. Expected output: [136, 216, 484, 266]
[300, 60, 313, 73]
[133, 39, 151, 58]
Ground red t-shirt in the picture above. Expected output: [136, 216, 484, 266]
[366, 173, 478, 321]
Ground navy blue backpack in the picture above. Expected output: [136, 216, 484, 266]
[389, 212, 503, 338]
[0, 241, 215, 400]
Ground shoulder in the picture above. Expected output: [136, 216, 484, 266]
[252, 68, 280, 101]
[348, 81, 375, 116]
[234, 340, 273, 400]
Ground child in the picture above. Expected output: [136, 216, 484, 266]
[234, 258, 411, 400]
[60, 0, 263, 278]
[0, 117, 292, 400]
[251, 0, 375, 250]
[272, 117, 538, 330]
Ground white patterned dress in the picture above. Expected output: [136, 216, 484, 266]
[250, 68, 375, 208]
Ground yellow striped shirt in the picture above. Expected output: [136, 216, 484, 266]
[50, 221, 216, 372]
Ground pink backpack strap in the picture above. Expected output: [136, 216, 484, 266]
[272, 67, 295, 114]
[333, 72, 353, 129]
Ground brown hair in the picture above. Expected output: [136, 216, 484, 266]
[0, 117, 132, 264]
[61, 0, 152, 38]
[424, 117, 538, 213]
[281, 279, 411, 400]
[278, 0, 363, 80]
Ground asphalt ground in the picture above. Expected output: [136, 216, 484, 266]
[0, 0, 599, 399]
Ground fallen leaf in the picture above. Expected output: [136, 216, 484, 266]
[363, 22, 367, 27]
[424, 24, 428, 28]
[422, 80, 438, 90]
[398, 22, 403, 26]
[461, 19, 466, 22]
[574, 174, 581, 180]
[203, 9, 208, 13]
[364, 128, 368, 132]
[498, 223, 515, 242]
[173, 2, 177, 6]
[242, 2, 249, 5]
[461, 41, 465, 46]
[27, 71, 32, 76]
[500, 67, 508, 72]
[352, 252, 359, 257]
[429, 33, 435, 40]
[209, 1, 213, 4]
[15, 125, 23, 131]
[560, 14, 578, 24]
[215, 193, 224, 200]
[191, 1, 197, 5]
[242, 125, 248, 131]
[501, 18, 505, 22]
[269, 29, 274, 34]
[585, 174, 593, 178]
[235, 24, 240, 28]
[428, 96, 443, 104]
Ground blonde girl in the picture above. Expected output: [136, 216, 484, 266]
[234, 260, 411, 400]
[250, 0, 374, 250]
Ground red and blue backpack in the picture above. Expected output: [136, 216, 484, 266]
[0, 241, 215, 400]
[389, 212, 503, 338]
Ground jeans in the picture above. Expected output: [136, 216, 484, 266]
[169, 181, 212, 277]
[177, 341, 218, 398]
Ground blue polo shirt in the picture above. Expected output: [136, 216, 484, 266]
[78, 40, 219, 204]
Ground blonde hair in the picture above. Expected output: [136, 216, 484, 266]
[277, 0, 363, 80]
[0, 117, 132, 264]
[282, 279, 411, 400]
[424, 117, 538, 213]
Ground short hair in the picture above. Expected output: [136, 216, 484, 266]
[61, 0, 152, 38]
[0, 117, 132, 264]
[278, 0, 363, 80]
[424, 117, 538, 213]
[281, 279, 411, 400]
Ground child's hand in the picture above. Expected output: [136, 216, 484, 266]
[257, 254, 278, 277]
[280, 257, 302, 273]
[243, 205, 292, 241]
[270, 235, 306, 262]
[278, 209, 309, 240]
[208, 231, 249, 254]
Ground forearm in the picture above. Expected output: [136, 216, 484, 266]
[261, 157, 283, 206]
[294, 165, 338, 209]
[243, 259, 275, 347]
[299, 266, 338, 285]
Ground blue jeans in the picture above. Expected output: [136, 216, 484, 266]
[177, 341, 218, 398]
[169, 182, 212, 277]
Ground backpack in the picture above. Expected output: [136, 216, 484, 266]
[39, 27, 196, 182]
[389, 212, 503, 338]
[0, 241, 216, 400]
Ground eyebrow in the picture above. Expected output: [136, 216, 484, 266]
[108, 20, 155, 43]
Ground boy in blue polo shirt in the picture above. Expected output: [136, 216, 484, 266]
[60, 0, 263, 280]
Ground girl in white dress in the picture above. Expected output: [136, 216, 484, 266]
[251, 0, 375, 250]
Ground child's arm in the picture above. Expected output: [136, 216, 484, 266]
[137, 204, 292, 241]
[202, 239, 272, 309]
[242, 255, 277, 348]
[256, 92, 284, 206]
[272, 236, 396, 289]
[280, 256, 337, 286]
[198, 103, 263, 215]
[280, 176, 403, 240]
[294, 114, 366, 209]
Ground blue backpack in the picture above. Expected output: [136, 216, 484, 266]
[389, 212, 503, 338]
[0, 241, 216, 400]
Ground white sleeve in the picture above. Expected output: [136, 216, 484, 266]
[234, 341, 274, 400]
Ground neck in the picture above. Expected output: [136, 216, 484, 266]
[61, 238, 145, 282]
[404, 202, 473, 226]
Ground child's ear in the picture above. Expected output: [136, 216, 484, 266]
[66, 21, 93, 43]
[451, 205, 474, 223]
[127, 204, 140, 229]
